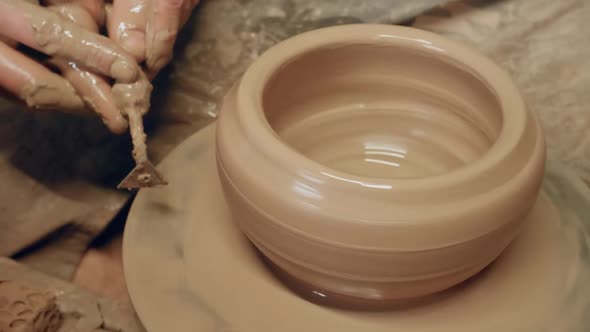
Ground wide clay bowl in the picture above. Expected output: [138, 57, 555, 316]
[215, 24, 545, 308]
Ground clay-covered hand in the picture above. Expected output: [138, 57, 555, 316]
[107, 0, 199, 76]
[0, 0, 143, 133]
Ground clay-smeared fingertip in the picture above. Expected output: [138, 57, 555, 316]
[21, 80, 86, 113]
[62, 96, 87, 112]
[120, 30, 147, 62]
[147, 55, 171, 78]
[103, 115, 129, 134]
[110, 59, 138, 83]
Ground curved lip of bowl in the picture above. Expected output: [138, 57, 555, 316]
[234, 24, 528, 190]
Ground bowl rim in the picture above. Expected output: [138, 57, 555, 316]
[235, 24, 527, 190]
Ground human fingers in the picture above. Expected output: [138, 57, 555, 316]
[180, 0, 198, 26]
[108, 0, 147, 61]
[0, 0, 140, 83]
[0, 35, 17, 48]
[144, 0, 191, 75]
[47, 2, 128, 133]
[53, 59, 128, 133]
[0, 40, 85, 111]
[46, 1, 98, 29]
[44, 0, 105, 25]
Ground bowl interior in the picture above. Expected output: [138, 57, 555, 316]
[262, 43, 503, 179]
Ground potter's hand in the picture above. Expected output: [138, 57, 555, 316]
[0, 0, 143, 133]
[108, 0, 199, 76]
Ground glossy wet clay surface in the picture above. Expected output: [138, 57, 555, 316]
[124, 125, 590, 332]
[265, 45, 501, 179]
[216, 24, 545, 305]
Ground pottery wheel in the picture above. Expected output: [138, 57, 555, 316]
[123, 124, 590, 332]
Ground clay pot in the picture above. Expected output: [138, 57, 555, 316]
[215, 24, 545, 308]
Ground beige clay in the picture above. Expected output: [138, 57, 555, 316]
[0, 36, 85, 111]
[19, 78, 84, 112]
[216, 24, 546, 306]
[0, 281, 62, 332]
[123, 124, 590, 332]
[1, 0, 138, 82]
[47, 2, 98, 29]
[109, 0, 147, 60]
[0, 0, 88, 112]
[46, 2, 129, 133]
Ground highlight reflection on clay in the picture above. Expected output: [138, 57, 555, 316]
[266, 46, 500, 179]
[216, 24, 546, 307]
[124, 124, 590, 332]
[0, 0, 139, 83]
[48, 1, 129, 134]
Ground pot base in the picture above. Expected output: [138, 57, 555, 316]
[124, 124, 590, 332]
[250, 233, 491, 310]
[259, 251, 487, 311]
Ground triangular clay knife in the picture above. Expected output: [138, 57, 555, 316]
[114, 73, 167, 190]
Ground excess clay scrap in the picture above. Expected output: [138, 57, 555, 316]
[0, 281, 63, 332]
